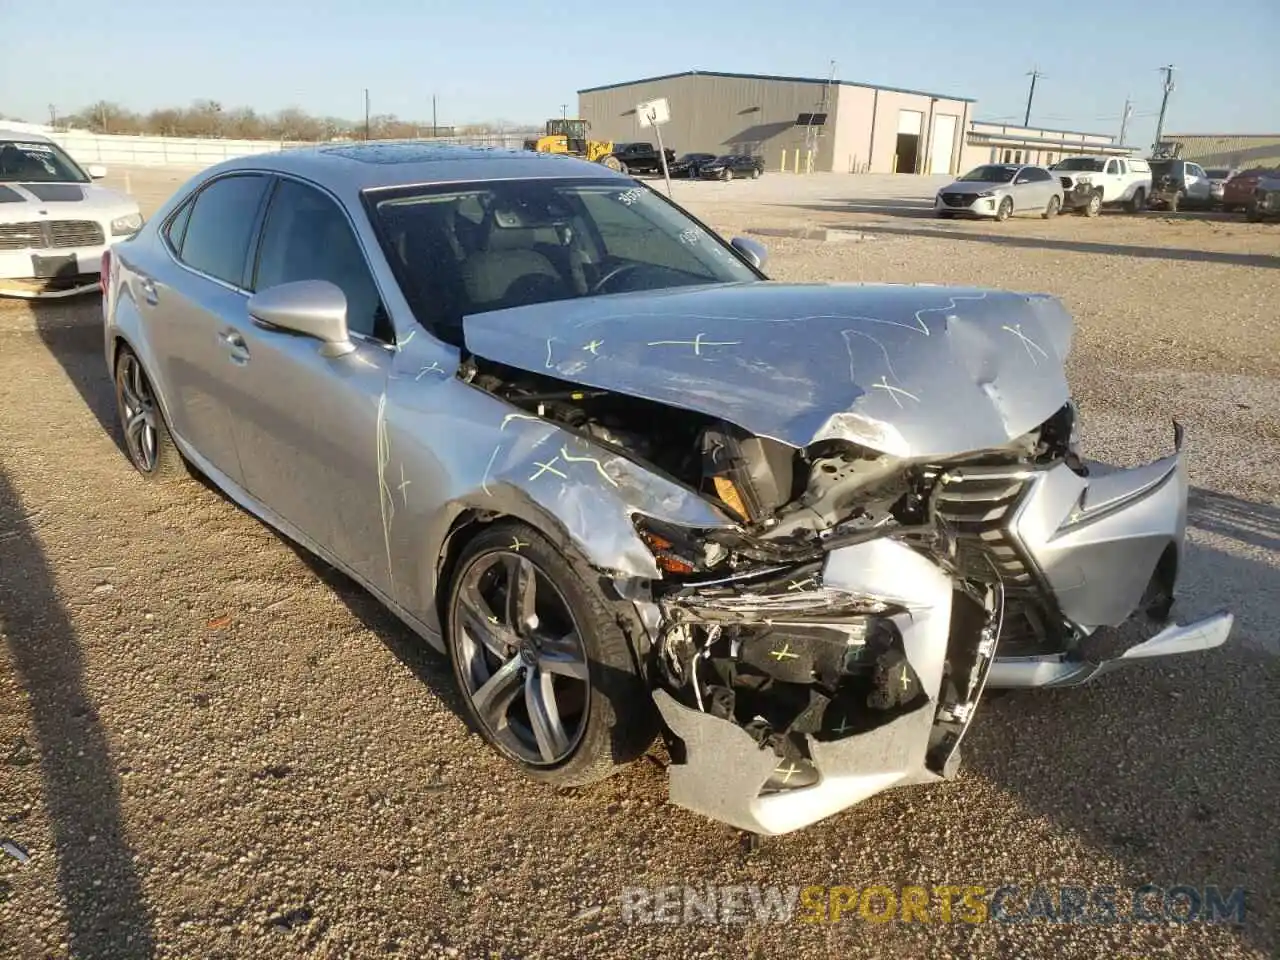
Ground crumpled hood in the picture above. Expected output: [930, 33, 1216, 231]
[0, 181, 139, 223]
[462, 281, 1074, 459]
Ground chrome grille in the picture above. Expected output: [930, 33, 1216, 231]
[0, 220, 104, 251]
[933, 466, 1034, 586]
[941, 192, 975, 207]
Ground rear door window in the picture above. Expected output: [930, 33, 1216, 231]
[178, 174, 270, 287]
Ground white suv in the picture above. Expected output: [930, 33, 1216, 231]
[1051, 156, 1152, 216]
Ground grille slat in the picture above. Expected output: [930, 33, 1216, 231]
[0, 220, 104, 251]
[934, 469, 1034, 585]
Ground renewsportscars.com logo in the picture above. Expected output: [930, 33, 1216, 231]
[618, 884, 1248, 926]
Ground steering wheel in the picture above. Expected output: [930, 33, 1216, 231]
[590, 262, 643, 294]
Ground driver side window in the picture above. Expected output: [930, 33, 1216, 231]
[252, 178, 387, 340]
[1105, 159, 1119, 175]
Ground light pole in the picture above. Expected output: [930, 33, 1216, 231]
[1023, 68, 1045, 126]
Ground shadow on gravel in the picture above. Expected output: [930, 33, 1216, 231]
[795, 220, 1280, 268]
[0, 466, 155, 958]
[968, 494, 1280, 956]
[29, 297, 124, 454]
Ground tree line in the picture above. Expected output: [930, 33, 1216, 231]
[17, 100, 539, 141]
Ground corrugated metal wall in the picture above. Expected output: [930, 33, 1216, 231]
[1164, 135, 1280, 170]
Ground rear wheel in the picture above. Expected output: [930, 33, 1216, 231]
[995, 196, 1014, 221]
[599, 155, 623, 173]
[445, 521, 657, 787]
[750, 167, 761, 179]
[113, 347, 185, 483]
[1043, 195, 1061, 219]
[1126, 188, 1146, 213]
[1167, 192, 1181, 213]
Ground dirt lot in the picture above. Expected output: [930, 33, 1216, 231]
[1, 166, 1278, 959]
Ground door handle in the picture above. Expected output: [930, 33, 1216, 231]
[218, 328, 251, 363]
[139, 277, 158, 305]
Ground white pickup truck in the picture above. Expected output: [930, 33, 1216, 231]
[1050, 155, 1152, 216]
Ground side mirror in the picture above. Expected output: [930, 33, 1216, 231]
[247, 280, 355, 358]
[87, 164, 108, 179]
[730, 236, 768, 270]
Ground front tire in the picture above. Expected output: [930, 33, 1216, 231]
[1043, 195, 1061, 219]
[445, 521, 657, 787]
[750, 167, 761, 179]
[723, 168, 733, 181]
[995, 196, 1013, 221]
[1083, 191, 1102, 217]
[113, 347, 185, 482]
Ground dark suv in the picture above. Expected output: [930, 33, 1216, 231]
[609, 142, 676, 175]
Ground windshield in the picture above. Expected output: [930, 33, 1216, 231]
[0, 139, 89, 184]
[1205, 168, 1232, 179]
[1054, 157, 1107, 172]
[958, 165, 1016, 183]
[369, 177, 760, 339]
[680, 153, 714, 162]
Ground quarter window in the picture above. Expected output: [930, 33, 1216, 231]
[253, 178, 385, 339]
[178, 174, 270, 287]
[164, 198, 194, 256]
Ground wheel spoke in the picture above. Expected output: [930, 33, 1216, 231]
[537, 631, 589, 681]
[525, 668, 569, 762]
[458, 583, 514, 658]
[125, 409, 148, 446]
[472, 655, 523, 729]
[504, 554, 537, 636]
[130, 358, 146, 405]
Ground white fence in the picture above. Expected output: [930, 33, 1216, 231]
[43, 130, 532, 170]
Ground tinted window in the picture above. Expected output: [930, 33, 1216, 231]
[254, 178, 385, 338]
[0, 139, 89, 184]
[180, 175, 269, 286]
[1205, 168, 1232, 179]
[1055, 157, 1106, 172]
[959, 165, 1017, 183]
[165, 198, 194, 255]
[370, 178, 757, 340]
[1028, 167, 1052, 182]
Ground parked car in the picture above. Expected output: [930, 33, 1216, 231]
[698, 155, 765, 180]
[1245, 175, 1280, 222]
[1050, 155, 1151, 215]
[668, 152, 717, 178]
[0, 130, 142, 298]
[102, 144, 1231, 836]
[1147, 158, 1214, 212]
[1222, 166, 1280, 212]
[609, 142, 674, 175]
[1204, 167, 1239, 208]
[935, 164, 1064, 220]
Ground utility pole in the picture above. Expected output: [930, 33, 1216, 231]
[1023, 68, 1045, 126]
[47, 104, 57, 128]
[1118, 95, 1134, 145]
[364, 89, 371, 141]
[1152, 64, 1176, 149]
[560, 103, 568, 121]
[432, 95, 438, 138]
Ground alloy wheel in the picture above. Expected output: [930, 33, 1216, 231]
[117, 353, 160, 473]
[453, 550, 591, 766]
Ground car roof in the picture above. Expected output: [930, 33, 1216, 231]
[205, 141, 628, 196]
[0, 129, 54, 143]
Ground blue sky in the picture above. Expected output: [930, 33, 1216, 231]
[1, 0, 1275, 146]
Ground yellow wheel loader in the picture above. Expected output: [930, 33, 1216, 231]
[523, 119, 624, 172]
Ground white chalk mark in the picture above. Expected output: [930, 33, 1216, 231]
[646, 332, 742, 355]
[480, 445, 502, 497]
[1002, 323, 1049, 365]
[529, 456, 568, 481]
[397, 463, 411, 507]
[414, 361, 446, 380]
[501, 413, 543, 430]
[583, 339, 604, 355]
[394, 330, 417, 352]
[544, 338, 556, 369]
[871, 376, 921, 408]
[559, 446, 619, 487]
[375, 390, 396, 593]
[840, 328, 905, 385]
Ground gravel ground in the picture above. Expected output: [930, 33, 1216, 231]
[1, 167, 1277, 959]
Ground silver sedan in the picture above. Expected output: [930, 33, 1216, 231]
[935, 163, 1065, 220]
[102, 144, 1230, 835]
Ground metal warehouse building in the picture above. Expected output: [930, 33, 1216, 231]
[578, 70, 976, 175]
[1161, 133, 1280, 170]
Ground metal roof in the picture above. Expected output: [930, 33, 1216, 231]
[968, 130, 1136, 153]
[974, 120, 1115, 140]
[577, 70, 975, 103]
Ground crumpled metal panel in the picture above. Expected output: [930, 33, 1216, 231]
[463, 281, 1074, 458]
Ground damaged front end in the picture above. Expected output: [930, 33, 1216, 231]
[458, 283, 1232, 834]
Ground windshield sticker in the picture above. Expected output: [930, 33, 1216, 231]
[617, 188, 644, 207]
[678, 228, 702, 245]
[14, 143, 54, 153]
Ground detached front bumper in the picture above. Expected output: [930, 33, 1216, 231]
[988, 423, 1232, 686]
